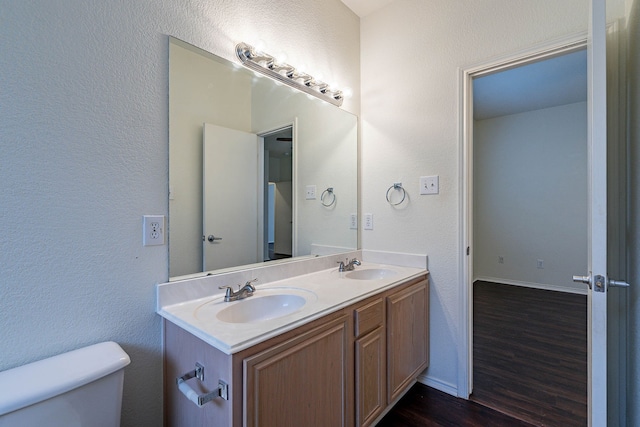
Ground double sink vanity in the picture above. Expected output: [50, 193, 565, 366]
[164, 37, 428, 427]
[157, 251, 429, 427]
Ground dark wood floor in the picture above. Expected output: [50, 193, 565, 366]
[378, 383, 536, 427]
[471, 281, 587, 426]
[378, 282, 587, 427]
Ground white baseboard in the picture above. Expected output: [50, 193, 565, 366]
[474, 276, 588, 295]
[417, 374, 459, 397]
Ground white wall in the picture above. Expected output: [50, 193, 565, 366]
[360, 0, 588, 394]
[627, 0, 640, 422]
[0, 1, 359, 426]
[474, 102, 588, 293]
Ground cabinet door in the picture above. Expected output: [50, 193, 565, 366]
[244, 315, 352, 427]
[387, 280, 429, 402]
[355, 327, 385, 427]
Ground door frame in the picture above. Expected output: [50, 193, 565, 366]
[257, 119, 298, 259]
[457, 33, 588, 399]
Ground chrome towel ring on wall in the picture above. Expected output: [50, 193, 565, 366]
[321, 187, 336, 207]
[386, 182, 406, 206]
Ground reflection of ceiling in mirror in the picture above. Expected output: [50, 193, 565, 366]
[168, 38, 358, 280]
[264, 128, 292, 159]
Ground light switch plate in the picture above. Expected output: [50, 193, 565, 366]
[364, 213, 373, 230]
[350, 213, 357, 229]
[419, 175, 439, 195]
[305, 185, 316, 200]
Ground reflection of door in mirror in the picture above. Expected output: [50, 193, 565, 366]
[263, 127, 293, 261]
[203, 124, 260, 271]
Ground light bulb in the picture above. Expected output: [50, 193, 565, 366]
[254, 39, 266, 53]
[275, 52, 288, 64]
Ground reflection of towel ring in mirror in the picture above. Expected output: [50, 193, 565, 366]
[386, 183, 406, 206]
[321, 187, 336, 207]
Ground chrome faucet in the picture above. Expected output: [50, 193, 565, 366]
[219, 279, 257, 302]
[337, 258, 361, 272]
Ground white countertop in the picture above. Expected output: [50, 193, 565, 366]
[157, 262, 427, 355]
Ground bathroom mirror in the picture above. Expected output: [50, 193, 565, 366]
[169, 37, 358, 280]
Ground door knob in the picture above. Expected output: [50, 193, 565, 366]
[205, 235, 222, 243]
[573, 274, 629, 291]
[572, 275, 591, 285]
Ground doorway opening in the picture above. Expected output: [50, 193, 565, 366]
[261, 126, 294, 262]
[460, 38, 589, 425]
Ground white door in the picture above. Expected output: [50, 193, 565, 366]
[203, 124, 261, 271]
[579, 0, 625, 424]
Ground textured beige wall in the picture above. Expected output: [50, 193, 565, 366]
[360, 0, 589, 393]
[0, 1, 359, 425]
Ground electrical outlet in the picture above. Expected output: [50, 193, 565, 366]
[143, 215, 165, 246]
[419, 175, 439, 195]
[498, 256, 504, 264]
[364, 213, 373, 230]
[305, 185, 316, 200]
[349, 213, 357, 229]
[537, 259, 544, 269]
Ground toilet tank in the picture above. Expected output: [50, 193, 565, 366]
[0, 341, 130, 427]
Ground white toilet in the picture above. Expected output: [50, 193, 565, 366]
[0, 341, 130, 427]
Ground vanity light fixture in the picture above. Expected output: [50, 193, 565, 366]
[235, 42, 344, 107]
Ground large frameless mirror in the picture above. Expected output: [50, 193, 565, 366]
[169, 37, 358, 280]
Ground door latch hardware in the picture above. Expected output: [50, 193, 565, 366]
[573, 274, 630, 292]
[593, 275, 606, 292]
[608, 279, 630, 288]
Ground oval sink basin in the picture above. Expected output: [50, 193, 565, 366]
[216, 294, 306, 323]
[345, 268, 397, 280]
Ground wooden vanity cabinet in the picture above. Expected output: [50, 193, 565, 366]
[353, 277, 429, 427]
[243, 314, 352, 427]
[163, 274, 428, 427]
[164, 320, 235, 427]
[164, 309, 353, 427]
[386, 280, 429, 403]
[354, 299, 386, 427]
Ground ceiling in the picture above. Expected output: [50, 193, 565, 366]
[339, 1, 586, 120]
[340, 0, 396, 17]
[473, 49, 587, 120]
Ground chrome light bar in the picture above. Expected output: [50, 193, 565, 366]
[235, 42, 344, 107]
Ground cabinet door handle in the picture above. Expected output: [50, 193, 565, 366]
[176, 363, 229, 406]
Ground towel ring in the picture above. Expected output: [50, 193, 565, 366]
[321, 187, 336, 207]
[386, 183, 406, 206]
